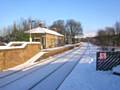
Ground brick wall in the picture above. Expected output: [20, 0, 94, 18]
[32, 33, 64, 49]
[45, 34, 56, 48]
[45, 34, 64, 48]
[0, 42, 41, 71]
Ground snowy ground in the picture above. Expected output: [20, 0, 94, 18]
[0, 43, 120, 90]
[58, 44, 120, 90]
[113, 65, 120, 74]
[0, 43, 86, 90]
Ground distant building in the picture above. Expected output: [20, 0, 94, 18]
[25, 27, 64, 49]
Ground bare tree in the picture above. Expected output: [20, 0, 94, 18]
[115, 22, 120, 46]
[49, 20, 65, 34]
[115, 22, 120, 35]
[65, 19, 83, 44]
[49, 20, 66, 44]
[105, 27, 115, 46]
[97, 29, 107, 46]
[96, 27, 117, 46]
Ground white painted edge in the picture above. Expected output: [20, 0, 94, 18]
[0, 51, 46, 77]
[0, 42, 41, 50]
[42, 43, 81, 51]
[8, 51, 47, 70]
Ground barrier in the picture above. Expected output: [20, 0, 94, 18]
[96, 51, 120, 71]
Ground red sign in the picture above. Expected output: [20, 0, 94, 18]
[99, 52, 107, 60]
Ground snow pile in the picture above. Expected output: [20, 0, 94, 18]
[112, 65, 120, 74]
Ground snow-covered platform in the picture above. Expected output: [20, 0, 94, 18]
[58, 44, 120, 90]
[0, 43, 86, 90]
[0, 43, 120, 90]
[112, 65, 120, 76]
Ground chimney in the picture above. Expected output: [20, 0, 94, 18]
[52, 28, 58, 32]
[39, 23, 43, 27]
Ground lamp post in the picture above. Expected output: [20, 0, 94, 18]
[29, 23, 32, 42]
[29, 20, 35, 42]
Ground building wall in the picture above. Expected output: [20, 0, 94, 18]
[58, 36, 64, 46]
[45, 34, 56, 48]
[45, 34, 64, 48]
[0, 43, 41, 71]
[32, 33, 41, 41]
[32, 33, 64, 48]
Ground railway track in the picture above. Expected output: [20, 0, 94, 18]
[29, 47, 88, 90]
[0, 46, 82, 88]
[0, 46, 81, 79]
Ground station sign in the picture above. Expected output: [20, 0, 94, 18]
[98, 52, 107, 60]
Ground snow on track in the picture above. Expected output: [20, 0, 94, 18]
[58, 44, 120, 90]
[0, 44, 87, 90]
[30, 49, 86, 90]
[0, 46, 79, 80]
[0, 47, 79, 87]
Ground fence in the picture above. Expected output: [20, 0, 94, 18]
[96, 51, 120, 71]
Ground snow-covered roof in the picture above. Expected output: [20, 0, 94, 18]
[25, 27, 64, 37]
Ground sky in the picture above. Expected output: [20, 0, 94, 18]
[0, 0, 120, 35]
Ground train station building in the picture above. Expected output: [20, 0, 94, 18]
[25, 27, 64, 49]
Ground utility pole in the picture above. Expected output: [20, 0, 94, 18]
[29, 22, 32, 42]
[29, 20, 35, 42]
